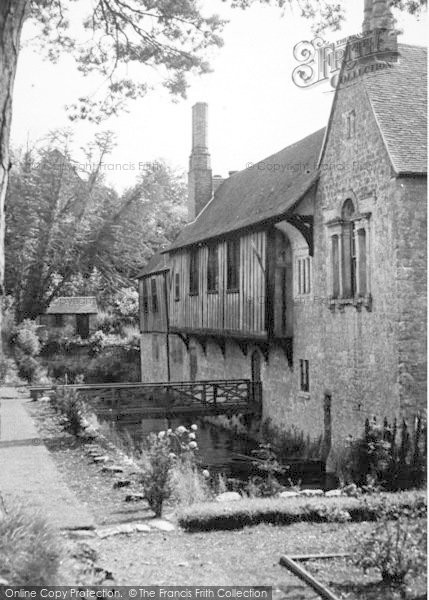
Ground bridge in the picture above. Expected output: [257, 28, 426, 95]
[30, 379, 261, 419]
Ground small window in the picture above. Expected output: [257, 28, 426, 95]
[54, 314, 64, 327]
[331, 235, 340, 299]
[341, 199, 356, 299]
[346, 110, 356, 139]
[189, 248, 199, 295]
[174, 273, 180, 301]
[227, 238, 240, 291]
[142, 280, 149, 314]
[297, 256, 311, 295]
[151, 278, 158, 312]
[300, 359, 309, 392]
[358, 229, 367, 296]
[207, 243, 219, 292]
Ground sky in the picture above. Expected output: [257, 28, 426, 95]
[11, 0, 428, 192]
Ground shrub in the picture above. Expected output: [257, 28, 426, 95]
[261, 419, 323, 460]
[14, 350, 40, 383]
[353, 500, 427, 592]
[0, 357, 15, 383]
[248, 443, 285, 497]
[138, 433, 175, 517]
[178, 490, 426, 532]
[88, 330, 107, 357]
[138, 425, 200, 516]
[11, 319, 41, 357]
[52, 388, 88, 436]
[85, 346, 140, 382]
[1, 295, 16, 348]
[0, 506, 61, 585]
[342, 417, 427, 490]
[171, 458, 212, 507]
[94, 310, 119, 334]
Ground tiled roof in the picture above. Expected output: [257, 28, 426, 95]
[169, 128, 325, 250]
[46, 296, 98, 314]
[137, 252, 169, 277]
[364, 43, 427, 175]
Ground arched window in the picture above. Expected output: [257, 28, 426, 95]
[341, 199, 356, 298]
[328, 198, 369, 302]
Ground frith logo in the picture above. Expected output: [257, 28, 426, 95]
[292, 29, 399, 90]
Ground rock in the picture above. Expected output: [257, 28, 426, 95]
[93, 456, 111, 463]
[97, 523, 137, 538]
[0, 578, 9, 585]
[135, 524, 151, 533]
[102, 465, 124, 474]
[67, 529, 96, 540]
[125, 493, 145, 503]
[325, 489, 343, 497]
[300, 489, 324, 497]
[113, 479, 131, 489]
[215, 492, 241, 502]
[178, 562, 189, 568]
[279, 491, 300, 499]
[150, 519, 175, 532]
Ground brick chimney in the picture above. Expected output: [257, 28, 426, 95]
[188, 103, 212, 221]
[363, 0, 395, 32]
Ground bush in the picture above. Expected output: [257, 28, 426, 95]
[14, 350, 40, 383]
[261, 419, 323, 460]
[1, 295, 15, 348]
[11, 319, 41, 357]
[353, 500, 427, 592]
[0, 506, 61, 585]
[178, 490, 426, 532]
[88, 330, 107, 357]
[51, 388, 88, 436]
[342, 417, 427, 490]
[170, 458, 212, 507]
[138, 425, 200, 516]
[138, 433, 175, 517]
[85, 346, 140, 382]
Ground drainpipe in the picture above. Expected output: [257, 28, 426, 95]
[163, 271, 171, 382]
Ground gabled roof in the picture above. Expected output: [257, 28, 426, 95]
[364, 44, 427, 175]
[46, 296, 98, 314]
[169, 128, 325, 250]
[137, 252, 169, 278]
[319, 43, 427, 175]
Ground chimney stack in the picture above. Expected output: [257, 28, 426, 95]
[188, 103, 213, 221]
[363, 0, 395, 32]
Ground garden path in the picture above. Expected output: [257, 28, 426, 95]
[0, 385, 95, 530]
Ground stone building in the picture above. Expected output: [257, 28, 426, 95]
[39, 296, 98, 339]
[138, 0, 427, 456]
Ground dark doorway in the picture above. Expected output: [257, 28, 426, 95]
[76, 314, 90, 339]
[273, 229, 293, 337]
[251, 350, 262, 412]
[189, 347, 198, 382]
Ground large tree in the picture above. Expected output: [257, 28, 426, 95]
[5, 136, 186, 320]
[0, 0, 426, 342]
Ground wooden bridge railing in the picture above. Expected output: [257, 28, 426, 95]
[30, 379, 261, 416]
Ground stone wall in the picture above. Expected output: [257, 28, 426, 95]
[139, 77, 426, 461]
[393, 176, 427, 420]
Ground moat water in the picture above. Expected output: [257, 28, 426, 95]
[98, 412, 326, 488]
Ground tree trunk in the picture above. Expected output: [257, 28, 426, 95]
[0, 0, 28, 355]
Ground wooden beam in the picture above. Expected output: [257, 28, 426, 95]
[288, 553, 350, 562]
[279, 555, 341, 600]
